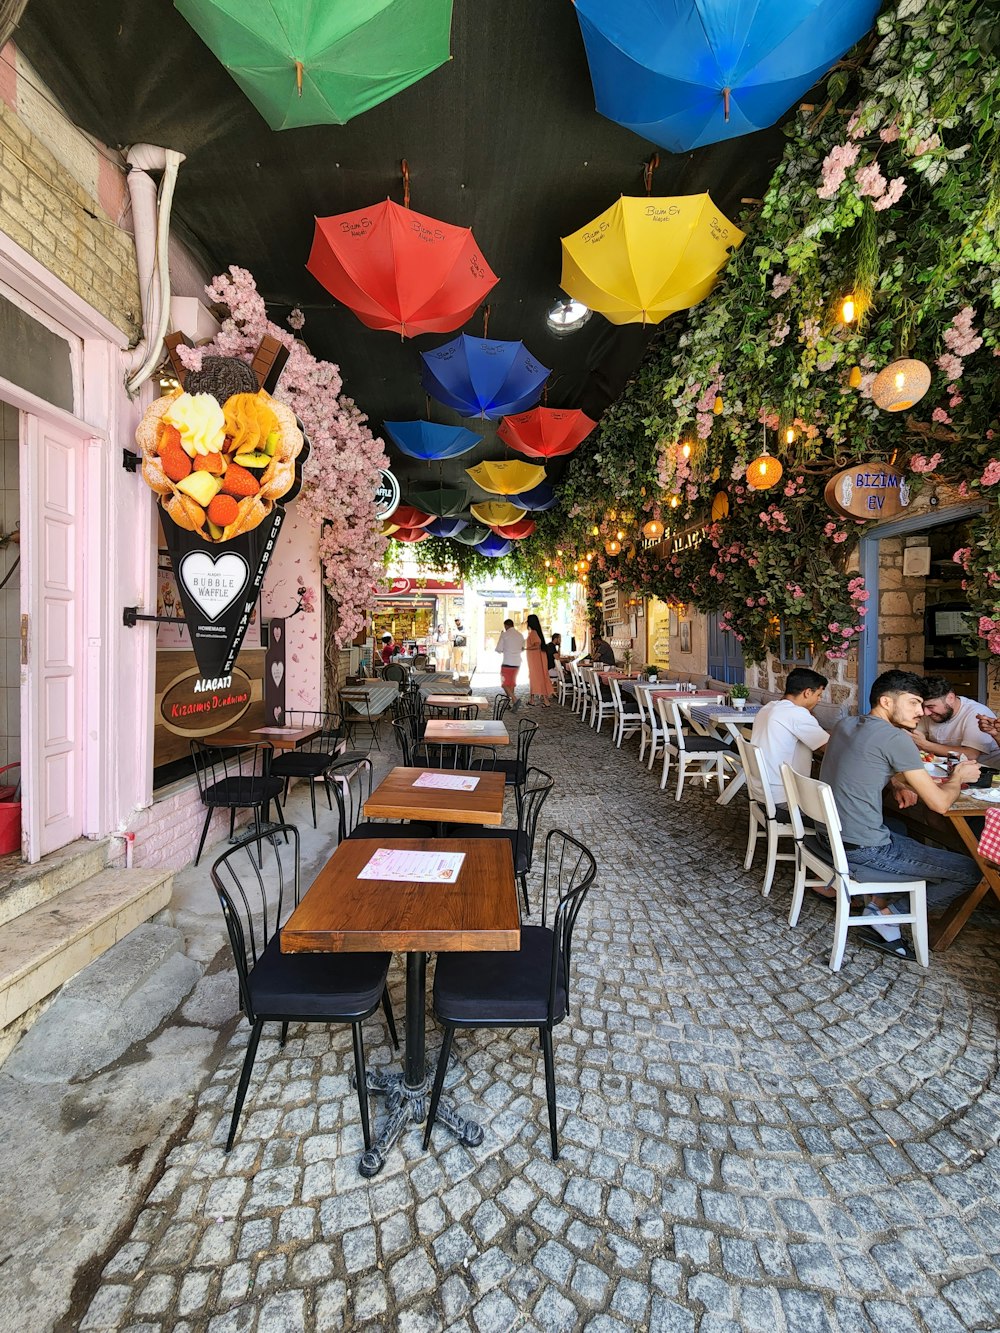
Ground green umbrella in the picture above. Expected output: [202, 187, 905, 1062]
[451, 523, 490, 546]
[406, 484, 469, 518]
[174, 0, 454, 130]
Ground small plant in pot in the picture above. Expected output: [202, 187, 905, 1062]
[645, 663, 661, 682]
[730, 683, 750, 711]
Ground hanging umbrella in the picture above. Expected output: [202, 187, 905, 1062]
[426, 516, 468, 537]
[466, 459, 547, 496]
[498, 406, 597, 458]
[388, 504, 434, 529]
[380, 518, 400, 536]
[421, 335, 550, 418]
[308, 199, 498, 336]
[492, 517, 537, 539]
[475, 534, 513, 558]
[452, 524, 491, 546]
[561, 194, 744, 325]
[383, 420, 483, 461]
[511, 482, 558, 512]
[174, 0, 454, 131]
[393, 527, 430, 544]
[574, 0, 880, 153]
[406, 484, 469, 517]
[470, 501, 528, 527]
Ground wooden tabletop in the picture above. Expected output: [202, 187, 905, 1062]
[424, 694, 490, 709]
[211, 725, 321, 751]
[422, 719, 510, 746]
[365, 767, 505, 825]
[281, 838, 521, 953]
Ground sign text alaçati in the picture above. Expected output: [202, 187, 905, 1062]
[375, 468, 401, 519]
[825, 464, 911, 520]
[159, 666, 253, 737]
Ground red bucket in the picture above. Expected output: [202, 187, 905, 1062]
[0, 763, 21, 855]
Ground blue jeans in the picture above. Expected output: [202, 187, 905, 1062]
[846, 832, 982, 910]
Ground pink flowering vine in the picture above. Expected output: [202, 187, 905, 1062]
[817, 142, 859, 199]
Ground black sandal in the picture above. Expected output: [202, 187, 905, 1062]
[856, 926, 916, 961]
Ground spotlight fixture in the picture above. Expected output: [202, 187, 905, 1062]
[546, 297, 592, 334]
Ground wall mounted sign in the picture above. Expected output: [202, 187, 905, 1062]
[264, 618, 286, 726]
[825, 464, 911, 520]
[159, 666, 253, 737]
[601, 583, 621, 621]
[375, 468, 401, 518]
[379, 576, 462, 595]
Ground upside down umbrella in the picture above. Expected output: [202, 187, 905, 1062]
[426, 516, 468, 537]
[308, 199, 498, 336]
[175, 0, 454, 131]
[511, 482, 557, 512]
[574, 0, 880, 153]
[475, 534, 513, 558]
[466, 459, 547, 496]
[406, 485, 470, 518]
[382, 420, 482, 461]
[393, 526, 430, 543]
[470, 501, 528, 528]
[452, 523, 491, 546]
[498, 406, 597, 459]
[492, 517, 537, 540]
[387, 504, 434, 529]
[562, 194, 744, 325]
[421, 335, 550, 419]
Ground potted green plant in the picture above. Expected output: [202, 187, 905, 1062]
[622, 647, 633, 673]
[730, 683, 750, 711]
[645, 663, 661, 682]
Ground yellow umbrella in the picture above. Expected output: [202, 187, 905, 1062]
[470, 500, 528, 527]
[379, 518, 400, 536]
[466, 458, 547, 495]
[560, 193, 745, 325]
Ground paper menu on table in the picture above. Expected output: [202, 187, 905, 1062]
[253, 727, 303, 736]
[436, 720, 486, 730]
[358, 848, 466, 883]
[412, 773, 480, 791]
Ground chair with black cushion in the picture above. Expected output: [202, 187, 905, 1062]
[211, 826, 398, 1152]
[424, 829, 596, 1160]
[268, 709, 372, 830]
[494, 718, 539, 805]
[331, 772, 436, 841]
[492, 693, 511, 722]
[610, 678, 642, 748]
[446, 767, 554, 915]
[191, 741, 285, 866]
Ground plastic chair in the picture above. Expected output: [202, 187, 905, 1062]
[780, 764, 928, 971]
[733, 733, 795, 896]
[424, 829, 596, 1160]
[190, 741, 285, 866]
[610, 678, 642, 748]
[657, 699, 731, 800]
[210, 826, 397, 1151]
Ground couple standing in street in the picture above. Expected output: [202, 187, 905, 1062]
[496, 614, 553, 709]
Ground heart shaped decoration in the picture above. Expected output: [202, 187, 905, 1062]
[273, 706, 283, 722]
[178, 551, 251, 623]
[272, 624, 282, 642]
[271, 661, 285, 687]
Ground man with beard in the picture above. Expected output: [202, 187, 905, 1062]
[917, 676, 1000, 763]
[820, 670, 982, 960]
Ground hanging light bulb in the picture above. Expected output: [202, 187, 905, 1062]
[669, 495, 680, 509]
[840, 293, 856, 324]
[544, 558, 550, 568]
[785, 426, 796, 445]
[546, 574, 556, 586]
[616, 529, 624, 541]
[605, 539, 621, 556]
[585, 551, 594, 561]
[642, 519, 665, 539]
[681, 441, 692, 459]
[871, 358, 931, 412]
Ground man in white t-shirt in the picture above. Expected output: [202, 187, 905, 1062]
[750, 667, 831, 809]
[495, 618, 526, 708]
[917, 677, 1000, 762]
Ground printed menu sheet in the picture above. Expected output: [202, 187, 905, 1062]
[253, 727, 304, 736]
[358, 848, 466, 883]
[412, 773, 480, 791]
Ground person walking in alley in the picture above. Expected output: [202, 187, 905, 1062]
[452, 619, 467, 676]
[496, 618, 525, 709]
[525, 613, 554, 707]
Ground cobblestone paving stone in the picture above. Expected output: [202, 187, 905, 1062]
[80, 703, 1000, 1330]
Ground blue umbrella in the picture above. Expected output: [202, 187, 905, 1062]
[426, 516, 468, 537]
[383, 420, 482, 461]
[475, 534, 513, 558]
[574, 0, 881, 153]
[420, 334, 550, 419]
[512, 482, 558, 512]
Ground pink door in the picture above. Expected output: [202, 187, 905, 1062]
[21, 415, 82, 861]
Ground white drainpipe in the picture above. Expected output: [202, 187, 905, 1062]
[123, 144, 186, 395]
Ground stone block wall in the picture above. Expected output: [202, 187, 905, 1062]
[876, 536, 927, 674]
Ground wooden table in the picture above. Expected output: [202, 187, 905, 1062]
[918, 794, 1000, 950]
[365, 766, 505, 827]
[423, 719, 510, 746]
[212, 724, 321, 750]
[424, 694, 490, 711]
[282, 837, 520, 1175]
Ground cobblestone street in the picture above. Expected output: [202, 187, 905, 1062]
[78, 702, 1000, 1332]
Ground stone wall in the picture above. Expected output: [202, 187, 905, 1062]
[876, 536, 927, 674]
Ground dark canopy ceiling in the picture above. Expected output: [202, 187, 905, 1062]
[16, 0, 788, 501]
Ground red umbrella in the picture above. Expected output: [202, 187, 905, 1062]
[392, 527, 430, 544]
[492, 517, 537, 539]
[307, 198, 498, 337]
[389, 504, 435, 529]
[497, 406, 597, 458]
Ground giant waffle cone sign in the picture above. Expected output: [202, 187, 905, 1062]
[135, 353, 307, 682]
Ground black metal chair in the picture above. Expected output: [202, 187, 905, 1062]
[191, 741, 285, 866]
[492, 694, 511, 722]
[210, 826, 398, 1152]
[446, 766, 553, 914]
[268, 710, 372, 829]
[424, 829, 596, 1160]
[383, 663, 407, 686]
[494, 718, 539, 806]
[329, 776, 436, 841]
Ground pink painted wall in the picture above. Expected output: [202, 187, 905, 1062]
[262, 508, 324, 712]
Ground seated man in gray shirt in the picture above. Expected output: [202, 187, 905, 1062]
[820, 669, 982, 961]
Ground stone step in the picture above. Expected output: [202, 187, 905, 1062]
[0, 868, 174, 1035]
[0, 837, 111, 929]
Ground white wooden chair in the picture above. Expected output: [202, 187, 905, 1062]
[658, 698, 732, 799]
[634, 689, 663, 769]
[571, 665, 590, 721]
[610, 678, 642, 748]
[589, 671, 616, 733]
[733, 733, 795, 897]
[554, 660, 573, 708]
[780, 764, 928, 971]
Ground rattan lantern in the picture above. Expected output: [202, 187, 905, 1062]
[642, 519, 664, 539]
[871, 358, 931, 412]
[746, 454, 783, 490]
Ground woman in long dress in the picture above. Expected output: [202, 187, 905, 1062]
[525, 614, 554, 707]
